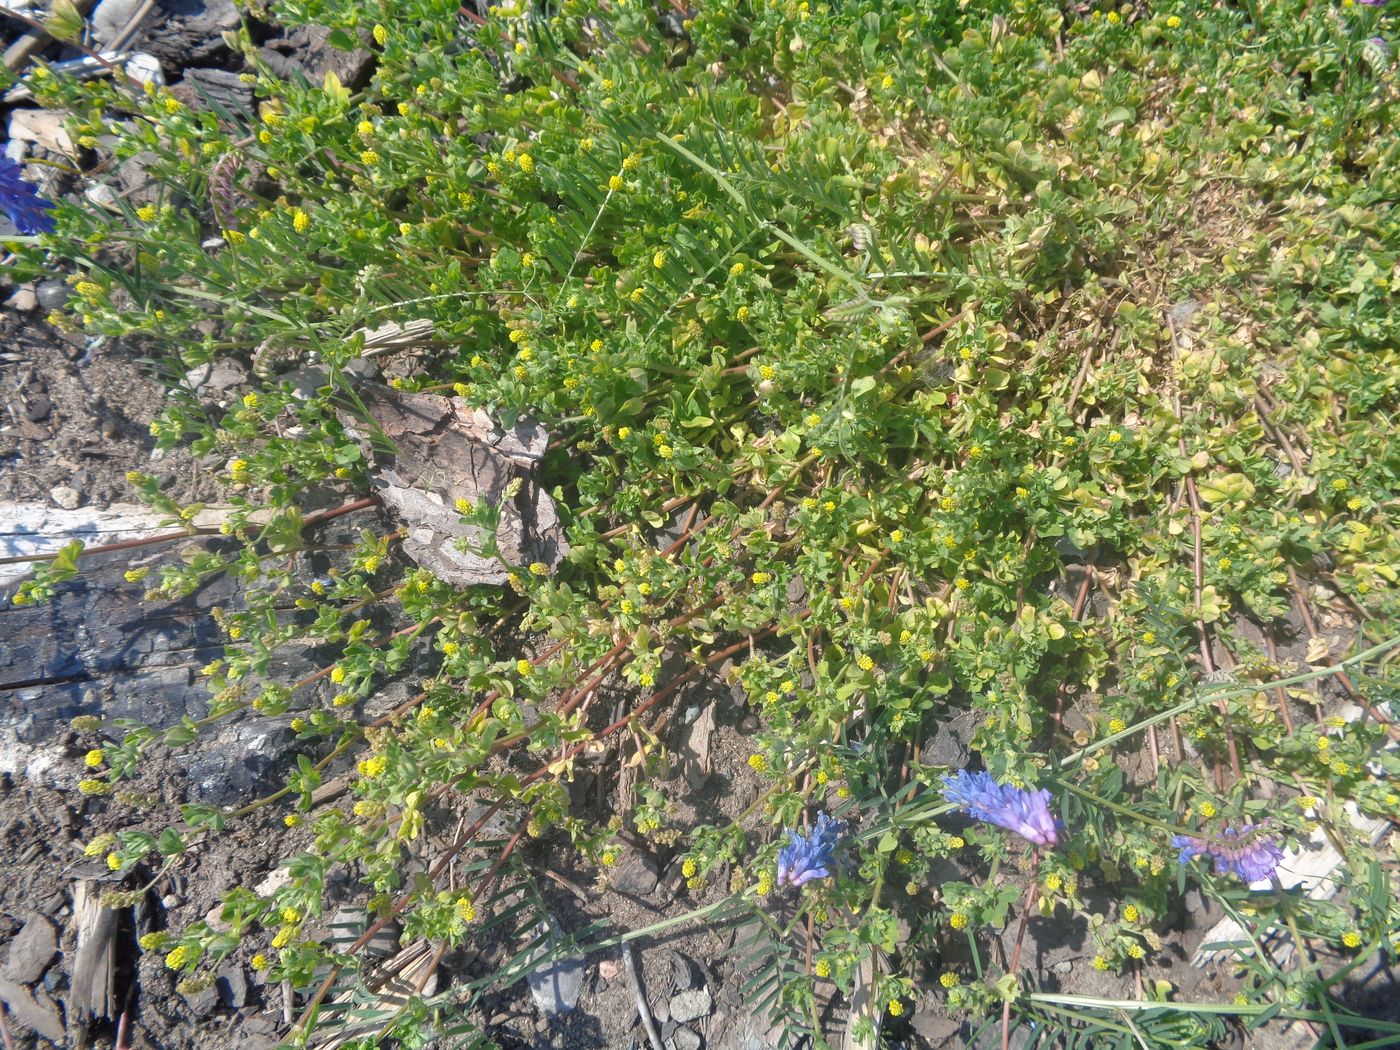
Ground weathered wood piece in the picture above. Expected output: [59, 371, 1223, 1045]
[339, 383, 568, 587]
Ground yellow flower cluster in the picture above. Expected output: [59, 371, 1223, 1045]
[357, 755, 387, 778]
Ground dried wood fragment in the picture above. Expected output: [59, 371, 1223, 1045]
[68, 879, 118, 1023]
[340, 383, 568, 587]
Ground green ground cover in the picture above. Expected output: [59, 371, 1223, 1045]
[9, 0, 1400, 1045]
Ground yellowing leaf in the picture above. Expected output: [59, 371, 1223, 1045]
[1197, 472, 1256, 504]
[1304, 635, 1331, 665]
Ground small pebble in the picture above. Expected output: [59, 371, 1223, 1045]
[49, 485, 80, 510]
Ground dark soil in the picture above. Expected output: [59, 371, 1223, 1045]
[0, 311, 220, 509]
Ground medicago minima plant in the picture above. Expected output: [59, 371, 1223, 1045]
[9, 0, 1400, 1045]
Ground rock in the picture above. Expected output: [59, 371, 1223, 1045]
[597, 958, 620, 981]
[258, 23, 375, 89]
[610, 848, 660, 897]
[5, 284, 36, 311]
[669, 988, 713, 1024]
[920, 707, 977, 770]
[91, 0, 150, 45]
[140, 0, 240, 66]
[49, 485, 81, 510]
[666, 1027, 702, 1050]
[0, 973, 63, 1041]
[184, 359, 247, 402]
[911, 1013, 961, 1043]
[4, 915, 57, 983]
[174, 68, 255, 116]
[215, 961, 249, 1008]
[8, 108, 76, 155]
[24, 391, 50, 422]
[523, 917, 584, 1016]
[670, 952, 704, 992]
[115, 150, 162, 207]
[1169, 299, 1201, 330]
[35, 280, 69, 310]
[180, 978, 219, 1016]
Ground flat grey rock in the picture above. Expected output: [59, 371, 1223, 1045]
[524, 918, 584, 1016]
[4, 915, 57, 983]
[669, 988, 713, 1024]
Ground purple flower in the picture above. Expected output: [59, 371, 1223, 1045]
[0, 155, 56, 235]
[941, 770, 1060, 848]
[1172, 824, 1284, 884]
[1357, 0, 1387, 7]
[776, 812, 844, 888]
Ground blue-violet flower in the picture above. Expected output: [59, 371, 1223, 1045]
[1171, 824, 1283, 884]
[941, 770, 1060, 848]
[776, 812, 844, 888]
[0, 155, 57, 235]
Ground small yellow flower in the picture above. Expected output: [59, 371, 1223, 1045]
[1108, 719, 1127, 734]
[164, 945, 191, 969]
[1342, 930, 1362, 949]
[756, 871, 773, 895]
[940, 972, 959, 989]
[373, 23, 388, 45]
[78, 779, 111, 796]
[639, 672, 655, 687]
[748, 754, 768, 773]
[815, 958, 832, 978]
[1124, 904, 1140, 923]
[652, 250, 666, 268]
[360, 150, 380, 164]
[84, 748, 105, 768]
[1166, 14, 1181, 28]
[284, 814, 302, 827]
[1044, 873, 1063, 892]
[330, 666, 347, 684]
[357, 755, 387, 778]
[657, 444, 673, 459]
[1199, 801, 1217, 818]
[138, 931, 168, 950]
[517, 659, 532, 676]
[292, 208, 309, 233]
[518, 153, 534, 173]
[250, 954, 269, 971]
[736, 305, 750, 322]
[949, 912, 969, 930]
[1092, 955, 1109, 971]
[857, 654, 875, 672]
[751, 571, 772, 585]
[455, 897, 477, 923]
[1106, 10, 1120, 23]
[333, 693, 353, 707]
[106, 852, 123, 871]
[887, 1000, 904, 1017]
[271, 927, 294, 949]
[1127, 943, 1145, 959]
[608, 174, 624, 192]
